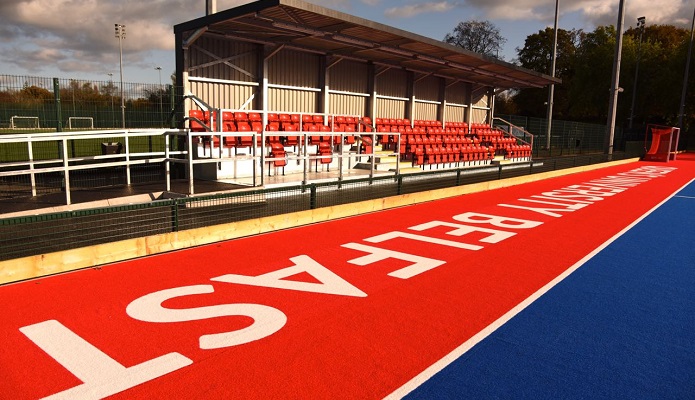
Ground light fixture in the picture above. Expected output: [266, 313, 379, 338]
[380, 46, 413, 57]
[417, 55, 447, 65]
[629, 16, 646, 129]
[272, 21, 325, 36]
[472, 68, 496, 77]
[115, 23, 126, 129]
[331, 35, 374, 48]
[155, 66, 163, 121]
[446, 62, 474, 72]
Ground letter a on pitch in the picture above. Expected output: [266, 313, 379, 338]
[211, 255, 367, 297]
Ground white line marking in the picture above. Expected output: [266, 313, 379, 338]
[384, 177, 695, 400]
[674, 195, 695, 199]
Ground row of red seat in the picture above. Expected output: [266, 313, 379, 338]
[188, 110, 531, 167]
[189, 110, 372, 134]
[190, 110, 369, 149]
[267, 141, 334, 175]
[505, 144, 533, 159]
[190, 110, 497, 137]
[412, 144, 494, 167]
[380, 130, 524, 156]
[410, 142, 532, 168]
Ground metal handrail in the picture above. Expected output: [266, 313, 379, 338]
[493, 116, 535, 148]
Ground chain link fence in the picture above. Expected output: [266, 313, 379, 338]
[0, 75, 176, 131]
[494, 114, 627, 157]
[0, 152, 639, 262]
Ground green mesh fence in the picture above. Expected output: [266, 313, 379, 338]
[0, 152, 638, 263]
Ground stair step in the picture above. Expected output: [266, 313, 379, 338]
[353, 162, 396, 171]
[392, 166, 422, 174]
[374, 155, 398, 164]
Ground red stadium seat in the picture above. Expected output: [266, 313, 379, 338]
[189, 109, 207, 132]
[316, 142, 333, 171]
[360, 136, 373, 155]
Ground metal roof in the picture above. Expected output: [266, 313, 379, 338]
[174, 0, 560, 89]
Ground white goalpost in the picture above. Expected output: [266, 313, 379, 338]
[67, 117, 95, 129]
[9, 116, 40, 129]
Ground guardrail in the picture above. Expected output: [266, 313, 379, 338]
[0, 129, 187, 204]
[0, 152, 639, 263]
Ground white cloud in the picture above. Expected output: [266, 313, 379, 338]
[385, 1, 458, 18]
[0, 0, 691, 81]
[463, 0, 691, 29]
[0, 0, 202, 76]
[568, 0, 689, 28]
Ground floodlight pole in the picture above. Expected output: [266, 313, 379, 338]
[107, 73, 114, 127]
[155, 66, 163, 119]
[115, 23, 126, 129]
[545, 0, 559, 151]
[206, 0, 216, 15]
[628, 17, 646, 129]
[678, 8, 695, 131]
[605, 0, 626, 158]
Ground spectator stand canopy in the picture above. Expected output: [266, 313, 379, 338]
[172, 0, 560, 187]
[173, 0, 559, 116]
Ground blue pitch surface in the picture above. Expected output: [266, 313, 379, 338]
[405, 180, 695, 399]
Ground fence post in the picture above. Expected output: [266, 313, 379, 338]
[53, 78, 62, 132]
[397, 175, 403, 195]
[456, 169, 461, 186]
[169, 85, 176, 128]
[310, 184, 317, 209]
[61, 138, 71, 205]
[171, 199, 180, 232]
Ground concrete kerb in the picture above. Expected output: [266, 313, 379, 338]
[0, 158, 639, 285]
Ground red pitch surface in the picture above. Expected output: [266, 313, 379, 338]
[1, 160, 693, 399]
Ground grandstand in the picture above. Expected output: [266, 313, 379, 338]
[173, 0, 556, 186]
[0, 0, 559, 210]
[1, 0, 565, 263]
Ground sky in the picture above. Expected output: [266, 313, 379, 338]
[0, 0, 693, 85]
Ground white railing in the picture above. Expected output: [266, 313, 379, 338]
[183, 107, 385, 188]
[0, 129, 187, 205]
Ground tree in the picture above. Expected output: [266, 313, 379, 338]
[513, 27, 581, 119]
[444, 20, 506, 58]
[621, 24, 690, 127]
[562, 26, 616, 123]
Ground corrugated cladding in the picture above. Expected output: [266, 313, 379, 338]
[186, 35, 258, 110]
[329, 93, 366, 116]
[266, 49, 320, 112]
[376, 69, 407, 98]
[444, 105, 467, 123]
[472, 91, 490, 108]
[329, 60, 369, 93]
[269, 88, 317, 113]
[187, 36, 258, 82]
[183, 36, 494, 122]
[189, 81, 255, 110]
[445, 81, 469, 105]
[376, 98, 406, 119]
[413, 102, 438, 121]
[414, 76, 440, 102]
[328, 60, 369, 116]
[269, 50, 320, 88]
[471, 108, 488, 123]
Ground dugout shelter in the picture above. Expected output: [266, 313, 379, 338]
[173, 0, 560, 184]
